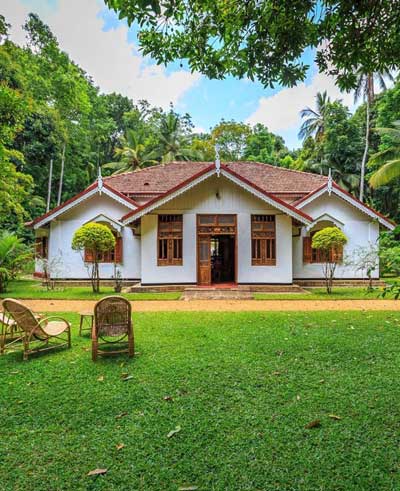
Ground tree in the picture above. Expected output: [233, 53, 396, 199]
[157, 111, 200, 162]
[0, 232, 32, 293]
[378, 226, 400, 278]
[311, 227, 348, 294]
[354, 69, 394, 202]
[103, 129, 157, 174]
[369, 121, 400, 188]
[211, 120, 251, 161]
[104, 1, 400, 90]
[71, 223, 116, 293]
[344, 243, 379, 291]
[298, 91, 330, 141]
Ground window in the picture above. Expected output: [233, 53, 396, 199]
[251, 215, 276, 266]
[303, 232, 343, 264]
[35, 237, 48, 259]
[158, 215, 183, 266]
[84, 232, 122, 263]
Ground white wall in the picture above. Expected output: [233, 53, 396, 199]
[140, 175, 293, 284]
[41, 193, 141, 279]
[293, 193, 380, 279]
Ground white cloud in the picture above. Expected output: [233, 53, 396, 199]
[2, 0, 201, 108]
[245, 71, 354, 133]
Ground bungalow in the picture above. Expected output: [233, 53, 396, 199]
[30, 160, 395, 286]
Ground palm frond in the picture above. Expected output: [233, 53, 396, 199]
[369, 159, 400, 187]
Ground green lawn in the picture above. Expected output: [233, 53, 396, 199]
[0, 280, 181, 300]
[253, 287, 391, 300]
[1, 279, 398, 302]
[1, 311, 400, 490]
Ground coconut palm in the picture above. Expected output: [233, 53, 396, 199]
[354, 69, 394, 202]
[369, 121, 400, 188]
[157, 112, 202, 163]
[298, 91, 331, 141]
[103, 129, 157, 174]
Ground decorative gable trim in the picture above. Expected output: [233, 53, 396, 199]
[31, 183, 138, 229]
[122, 164, 313, 225]
[84, 214, 124, 232]
[296, 182, 395, 230]
[306, 213, 345, 231]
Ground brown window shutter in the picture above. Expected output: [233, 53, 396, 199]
[115, 236, 123, 263]
[331, 245, 343, 263]
[303, 237, 312, 263]
[84, 248, 94, 262]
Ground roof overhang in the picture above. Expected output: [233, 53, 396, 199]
[122, 164, 313, 225]
[306, 213, 345, 231]
[31, 182, 138, 229]
[84, 214, 124, 232]
[296, 182, 396, 230]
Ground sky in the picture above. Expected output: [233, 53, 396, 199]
[2, 0, 357, 149]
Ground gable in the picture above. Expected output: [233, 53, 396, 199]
[60, 193, 133, 221]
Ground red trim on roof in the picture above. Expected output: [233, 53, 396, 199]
[122, 164, 216, 221]
[29, 182, 139, 227]
[293, 181, 396, 227]
[220, 165, 314, 222]
[122, 164, 314, 224]
[332, 182, 396, 226]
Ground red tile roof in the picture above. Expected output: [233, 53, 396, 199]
[104, 161, 328, 197]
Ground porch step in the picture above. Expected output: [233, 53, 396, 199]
[296, 279, 386, 287]
[182, 288, 254, 300]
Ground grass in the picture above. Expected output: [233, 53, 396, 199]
[1, 311, 400, 490]
[2, 279, 398, 302]
[0, 280, 181, 301]
[253, 287, 392, 300]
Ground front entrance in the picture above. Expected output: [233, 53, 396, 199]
[197, 214, 237, 286]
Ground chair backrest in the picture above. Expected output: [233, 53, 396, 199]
[2, 298, 42, 335]
[94, 296, 132, 338]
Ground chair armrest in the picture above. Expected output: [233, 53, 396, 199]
[38, 316, 71, 328]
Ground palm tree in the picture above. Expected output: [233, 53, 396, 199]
[354, 69, 394, 202]
[369, 121, 400, 188]
[157, 112, 202, 163]
[298, 91, 331, 141]
[103, 129, 157, 175]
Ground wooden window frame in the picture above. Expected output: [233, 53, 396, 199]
[251, 215, 276, 266]
[84, 232, 122, 264]
[157, 215, 183, 266]
[35, 237, 48, 259]
[303, 232, 343, 264]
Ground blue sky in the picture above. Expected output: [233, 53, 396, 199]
[6, 0, 354, 149]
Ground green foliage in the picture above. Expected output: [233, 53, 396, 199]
[312, 227, 348, 252]
[0, 232, 32, 292]
[369, 121, 400, 187]
[312, 227, 348, 294]
[105, 1, 400, 91]
[298, 91, 330, 141]
[379, 226, 400, 277]
[211, 120, 251, 161]
[72, 223, 116, 293]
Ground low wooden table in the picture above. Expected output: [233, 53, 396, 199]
[79, 311, 94, 336]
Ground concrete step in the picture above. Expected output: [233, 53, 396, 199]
[182, 289, 254, 300]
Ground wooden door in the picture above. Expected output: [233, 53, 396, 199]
[198, 235, 211, 285]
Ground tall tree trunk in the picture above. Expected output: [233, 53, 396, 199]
[57, 143, 66, 206]
[359, 98, 370, 202]
[46, 158, 53, 212]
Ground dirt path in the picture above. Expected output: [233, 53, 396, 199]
[4, 299, 399, 312]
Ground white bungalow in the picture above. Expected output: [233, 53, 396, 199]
[30, 160, 395, 286]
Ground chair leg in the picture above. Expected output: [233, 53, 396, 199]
[128, 332, 134, 357]
[79, 316, 83, 336]
[92, 340, 98, 362]
[23, 337, 29, 361]
[67, 327, 71, 348]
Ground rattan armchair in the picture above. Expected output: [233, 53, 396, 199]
[2, 298, 71, 360]
[92, 296, 134, 361]
[0, 310, 20, 354]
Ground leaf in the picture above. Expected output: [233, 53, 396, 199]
[121, 373, 133, 381]
[97, 375, 104, 382]
[163, 395, 174, 402]
[305, 419, 321, 429]
[115, 412, 128, 419]
[178, 487, 198, 490]
[87, 468, 107, 476]
[167, 425, 181, 438]
[116, 443, 125, 450]
[328, 414, 342, 420]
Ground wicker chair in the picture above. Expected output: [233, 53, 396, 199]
[2, 298, 71, 360]
[92, 296, 134, 361]
[0, 311, 20, 354]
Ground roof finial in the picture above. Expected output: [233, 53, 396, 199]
[327, 168, 333, 196]
[97, 166, 103, 194]
[215, 143, 221, 177]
